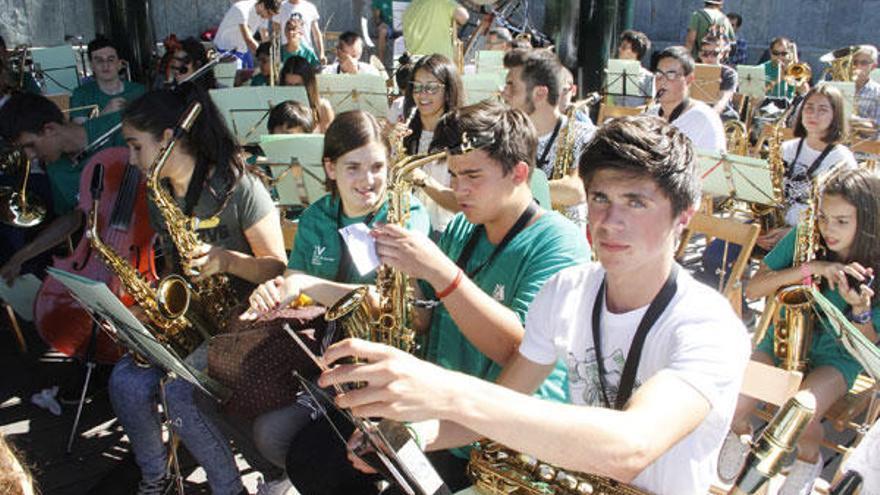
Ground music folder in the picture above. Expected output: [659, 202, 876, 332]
[46, 267, 230, 401]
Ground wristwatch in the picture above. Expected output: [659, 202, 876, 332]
[848, 307, 873, 325]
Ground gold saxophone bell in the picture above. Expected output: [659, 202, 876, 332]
[771, 286, 815, 371]
[325, 286, 375, 342]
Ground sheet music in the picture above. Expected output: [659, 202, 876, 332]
[0, 274, 41, 321]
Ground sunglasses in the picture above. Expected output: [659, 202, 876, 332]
[410, 82, 445, 95]
[771, 50, 789, 57]
[700, 49, 722, 57]
[654, 70, 684, 81]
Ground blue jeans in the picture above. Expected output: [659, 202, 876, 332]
[109, 345, 243, 495]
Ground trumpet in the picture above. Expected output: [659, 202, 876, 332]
[783, 43, 811, 88]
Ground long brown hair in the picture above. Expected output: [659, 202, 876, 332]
[820, 168, 880, 293]
[794, 83, 849, 145]
[403, 54, 464, 154]
[322, 110, 389, 195]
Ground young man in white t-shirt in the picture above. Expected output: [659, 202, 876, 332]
[317, 115, 750, 495]
[214, 0, 280, 69]
[273, 0, 325, 63]
[647, 45, 727, 152]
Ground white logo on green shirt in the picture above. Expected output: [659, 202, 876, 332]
[311, 245, 334, 266]
[491, 284, 505, 302]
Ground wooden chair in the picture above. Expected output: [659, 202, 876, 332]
[675, 213, 760, 316]
[596, 102, 642, 125]
[821, 374, 878, 456]
[708, 360, 804, 494]
[281, 218, 299, 252]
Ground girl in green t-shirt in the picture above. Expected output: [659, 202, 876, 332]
[719, 169, 880, 493]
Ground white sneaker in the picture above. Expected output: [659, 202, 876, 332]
[779, 455, 823, 495]
[256, 477, 296, 495]
[717, 430, 751, 483]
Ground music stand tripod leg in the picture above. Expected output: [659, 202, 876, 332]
[66, 321, 99, 454]
[160, 375, 186, 495]
[4, 303, 27, 354]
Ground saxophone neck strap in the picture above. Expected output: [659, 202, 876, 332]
[455, 201, 538, 279]
[787, 138, 835, 180]
[536, 117, 564, 170]
[182, 158, 210, 216]
[591, 264, 679, 410]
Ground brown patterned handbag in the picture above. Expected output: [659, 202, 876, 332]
[207, 306, 337, 418]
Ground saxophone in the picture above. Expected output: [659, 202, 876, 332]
[467, 440, 651, 495]
[750, 122, 786, 232]
[550, 93, 601, 181]
[326, 136, 480, 352]
[86, 168, 210, 358]
[146, 102, 239, 332]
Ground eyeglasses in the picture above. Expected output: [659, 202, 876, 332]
[92, 55, 119, 65]
[854, 59, 874, 67]
[410, 82, 445, 95]
[700, 49, 722, 57]
[654, 70, 684, 81]
[771, 50, 789, 57]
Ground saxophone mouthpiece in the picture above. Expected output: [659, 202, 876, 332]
[90, 163, 105, 201]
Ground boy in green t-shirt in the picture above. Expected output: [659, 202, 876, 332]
[684, 0, 736, 60]
[0, 92, 125, 282]
[69, 37, 145, 124]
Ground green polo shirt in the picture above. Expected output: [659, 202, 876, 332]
[762, 60, 796, 99]
[69, 80, 145, 121]
[423, 210, 588, 457]
[250, 73, 269, 87]
[757, 228, 879, 388]
[281, 45, 320, 68]
[288, 193, 431, 283]
[45, 112, 124, 215]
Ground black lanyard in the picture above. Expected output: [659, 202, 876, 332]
[785, 138, 835, 180]
[659, 98, 691, 123]
[455, 201, 538, 280]
[536, 118, 563, 171]
[334, 199, 380, 282]
[591, 265, 679, 410]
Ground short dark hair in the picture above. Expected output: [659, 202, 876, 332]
[337, 31, 363, 47]
[0, 93, 64, 141]
[794, 83, 848, 145]
[619, 30, 651, 60]
[655, 45, 695, 76]
[268, 100, 314, 133]
[579, 115, 699, 217]
[520, 51, 563, 106]
[770, 36, 791, 51]
[503, 48, 529, 69]
[727, 12, 743, 29]
[87, 36, 119, 59]
[322, 110, 388, 194]
[257, 0, 281, 14]
[256, 42, 271, 59]
[432, 99, 537, 176]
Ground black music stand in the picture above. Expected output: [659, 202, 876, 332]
[603, 59, 652, 106]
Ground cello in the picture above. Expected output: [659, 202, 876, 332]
[34, 147, 157, 363]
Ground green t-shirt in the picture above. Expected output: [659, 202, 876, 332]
[148, 170, 276, 298]
[423, 210, 588, 457]
[288, 193, 431, 284]
[372, 0, 393, 25]
[762, 60, 796, 99]
[757, 228, 879, 388]
[45, 112, 124, 215]
[250, 73, 269, 87]
[281, 45, 320, 68]
[687, 8, 736, 59]
[69, 80, 145, 121]
[402, 0, 458, 60]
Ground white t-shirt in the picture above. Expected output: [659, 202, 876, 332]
[214, 0, 267, 53]
[646, 100, 726, 152]
[781, 138, 857, 226]
[412, 129, 456, 233]
[520, 262, 750, 495]
[273, 0, 320, 48]
[321, 61, 381, 76]
[536, 115, 596, 231]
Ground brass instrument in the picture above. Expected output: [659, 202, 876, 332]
[452, 17, 465, 74]
[730, 391, 815, 494]
[0, 147, 46, 227]
[724, 120, 750, 156]
[146, 101, 238, 332]
[12, 44, 30, 91]
[820, 46, 859, 82]
[749, 122, 786, 231]
[551, 92, 600, 181]
[327, 136, 481, 352]
[468, 440, 650, 495]
[783, 42, 812, 88]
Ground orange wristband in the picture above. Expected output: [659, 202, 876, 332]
[436, 269, 463, 299]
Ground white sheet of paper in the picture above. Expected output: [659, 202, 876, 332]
[0, 274, 41, 321]
[339, 223, 381, 276]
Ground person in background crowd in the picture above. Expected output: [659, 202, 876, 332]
[273, 0, 325, 64]
[322, 31, 379, 75]
[726, 12, 748, 66]
[697, 35, 738, 120]
[684, 0, 735, 61]
[852, 45, 880, 139]
[168, 37, 219, 90]
[280, 55, 334, 132]
[69, 36, 145, 124]
[613, 29, 655, 108]
[402, 0, 469, 61]
[281, 15, 320, 67]
[214, 0, 280, 69]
